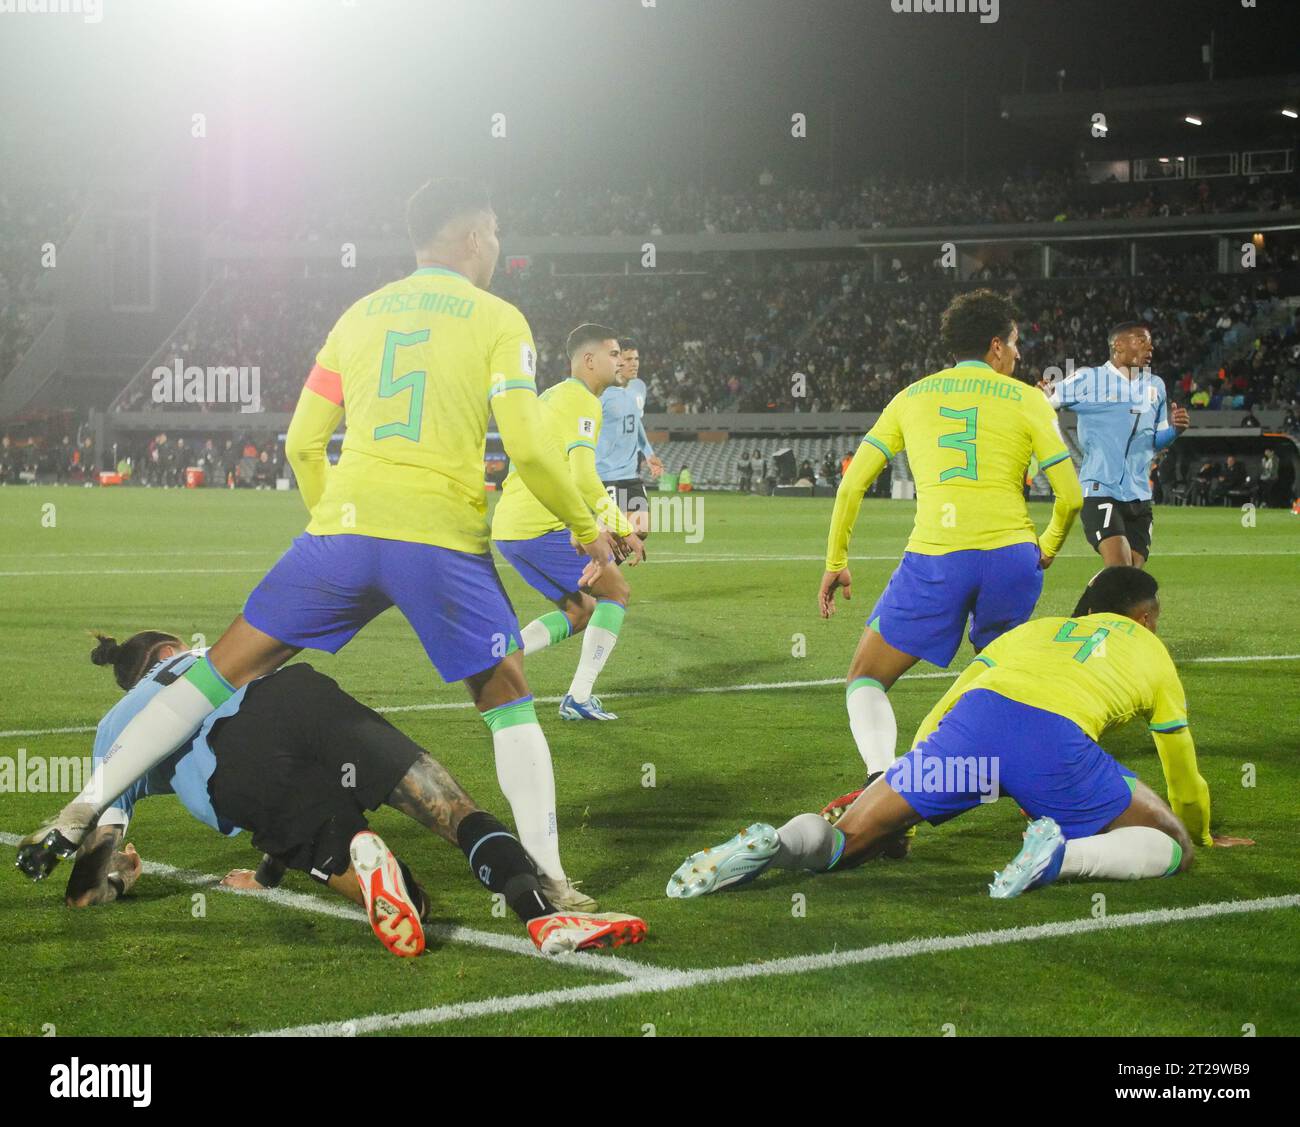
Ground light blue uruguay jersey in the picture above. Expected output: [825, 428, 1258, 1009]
[1049, 361, 1177, 502]
[595, 380, 655, 481]
[94, 651, 247, 836]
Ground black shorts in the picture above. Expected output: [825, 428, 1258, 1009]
[602, 478, 648, 514]
[206, 663, 422, 882]
[1081, 496, 1154, 560]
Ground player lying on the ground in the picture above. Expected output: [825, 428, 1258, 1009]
[596, 339, 664, 539]
[18, 179, 619, 912]
[56, 630, 646, 958]
[493, 324, 646, 722]
[818, 288, 1084, 825]
[669, 567, 1252, 901]
[1039, 321, 1188, 577]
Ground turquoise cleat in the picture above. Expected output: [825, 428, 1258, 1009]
[989, 816, 1067, 899]
[666, 822, 780, 899]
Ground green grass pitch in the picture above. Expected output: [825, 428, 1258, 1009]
[0, 486, 1296, 1037]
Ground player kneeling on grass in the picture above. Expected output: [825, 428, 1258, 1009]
[493, 324, 646, 721]
[668, 567, 1252, 901]
[58, 631, 646, 958]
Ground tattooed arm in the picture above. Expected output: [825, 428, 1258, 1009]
[384, 753, 480, 845]
[65, 824, 142, 908]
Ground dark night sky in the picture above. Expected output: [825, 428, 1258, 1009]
[1, 0, 1297, 202]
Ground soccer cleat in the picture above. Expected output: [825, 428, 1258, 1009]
[820, 769, 883, 822]
[559, 693, 618, 721]
[820, 786, 865, 823]
[15, 802, 99, 881]
[527, 911, 646, 955]
[820, 771, 913, 860]
[349, 830, 426, 957]
[666, 822, 779, 899]
[539, 875, 598, 912]
[989, 817, 1067, 899]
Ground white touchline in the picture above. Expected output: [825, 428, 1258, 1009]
[253, 893, 1300, 1037]
[0, 831, 654, 981]
[2, 653, 1298, 740]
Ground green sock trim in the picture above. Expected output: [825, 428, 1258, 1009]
[1164, 839, 1183, 876]
[590, 599, 626, 633]
[481, 697, 538, 733]
[184, 655, 235, 708]
[847, 676, 885, 699]
[823, 827, 847, 872]
[539, 610, 572, 646]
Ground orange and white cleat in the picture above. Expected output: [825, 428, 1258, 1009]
[819, 786, 866, 823]
[527, 911, 647, 956]
[349, 830, 426, 958]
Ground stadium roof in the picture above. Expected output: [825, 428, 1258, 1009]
[1001, 74, 1300, 147]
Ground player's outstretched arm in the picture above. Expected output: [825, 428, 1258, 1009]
[822, 439, 889, 615]
[635, 416, 664, 477]
[285, 373, 345, 514]
[568, 443, 634, 540]
[221, 854, 287, 891]
[1151, 727, 1213, 848]
[1037, 454, 1084, 563]
[494, 389, 615, 578]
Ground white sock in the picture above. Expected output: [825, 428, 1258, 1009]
[488, 712, 564, 881]
[567, 600, 625, 702]
[520, 610, 571, 656]
[846, 678, 897, 776]
[774, 812, 841, 871]
[1059, 826, 1182, 881]
[73, 672, 224, 816]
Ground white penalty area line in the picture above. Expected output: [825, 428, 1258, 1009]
[3, 652, 1298, 740]
[254, 892, 1300, 1037]
[0, 831, 655, 981]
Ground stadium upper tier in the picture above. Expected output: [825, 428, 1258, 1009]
[215, 170, 1300, 242]
[108, 267, 1297, 418]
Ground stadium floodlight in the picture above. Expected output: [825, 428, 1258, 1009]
[1283, 109, 1299, 119]
[1184, 115, 1203, 126]
[1159, 157, 1170, 164]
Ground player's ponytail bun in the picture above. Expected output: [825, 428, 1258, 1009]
[88, 630, 185, 691]
[1072, 567, 1159, 618]
[90, 632, 121, 667]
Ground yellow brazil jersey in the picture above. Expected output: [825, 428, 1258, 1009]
[865, 360, 1071, 555]
[303, 266, 538, 554]
[913, 611, 1211, 845]
[492, 377, 621, 540]
[944, 613, 1188, 743]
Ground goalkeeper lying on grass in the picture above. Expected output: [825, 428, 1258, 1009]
[668, 567, 1253, 901]
[54, 630, 645, 958]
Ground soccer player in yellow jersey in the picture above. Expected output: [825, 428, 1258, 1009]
[21, 181, 629, 916]
[493, 325, 646, 721]
[818, 289, 1084, 822]
[668, 567, 1253, 901]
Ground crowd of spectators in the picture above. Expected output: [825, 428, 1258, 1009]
[217, 170, 1300, 242]
[107, 257, 1300, 423]
[112, 432, 287, 488]
[748, 274, 1294, 413]
[0, 413, 287, 489]
[0, 185, 84, 381]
